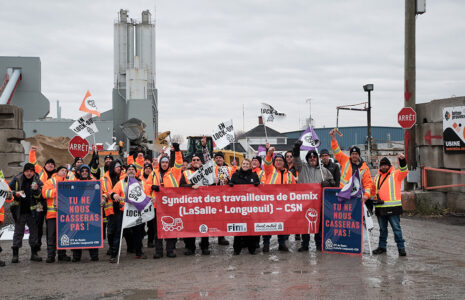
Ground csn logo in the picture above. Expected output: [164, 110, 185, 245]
[227, 223, 247, 233]
[199, 224, 208, 233]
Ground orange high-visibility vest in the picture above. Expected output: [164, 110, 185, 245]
[373, 165, 408, 208]
[263, 154, 296, 185]
[252, 167, 265, 184]
[102, 171, 126, 215]
[331, 139, 372, 199]
[42, 175, 67, 219]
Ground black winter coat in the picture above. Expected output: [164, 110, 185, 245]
[230, 169, 260, 186]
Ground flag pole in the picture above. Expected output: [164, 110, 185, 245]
[315, 147, 325, 181]
[117, 208, 124, 264]
[263, 120, 268, 142]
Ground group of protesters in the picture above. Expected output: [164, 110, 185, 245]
[0, 129, 409, 266]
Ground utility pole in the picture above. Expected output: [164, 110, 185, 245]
[405, 0, 417, 171]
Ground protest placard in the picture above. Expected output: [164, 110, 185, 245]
[187, 160, 216, 186]
[69, 113, 99, 139]
[322, 188, 363, 256]
[212, 119, 235, 149]
[57, 181, 103, 249]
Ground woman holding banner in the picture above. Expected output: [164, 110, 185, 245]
[229, 159, 260, 255]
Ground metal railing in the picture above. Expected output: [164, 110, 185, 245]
[422, 167, 465, 190]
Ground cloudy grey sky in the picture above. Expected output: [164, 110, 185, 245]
[2, 0, 465, 137]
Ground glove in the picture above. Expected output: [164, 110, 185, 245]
[293, 140, 302, 157]
[228, 182, 234, 187]
[91, 151, 99, 168]
[254, 181, 260, 187]
[151, 185, 160, 192]
[321, 180, 331, 188]
[172, 143, 180, 152]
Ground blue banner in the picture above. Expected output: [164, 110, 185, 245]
[57, 181, 103, 249]
[322, 188, 362, 255]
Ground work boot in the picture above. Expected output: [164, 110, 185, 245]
[11, 247, 19, 263]
[278, 244, 289, 252]
[372, 247, 387, 255]
[46, 256, 55, 263]
[58, 254, 71, 262]
[153, 252, 163, 259]
[218, 237, 229, 246]
[147, 241, 155, 248]
[298, 246, 309, 252]
[109, 257, 117, 263]
[398, 248, 407, 257]
[166, 251, 176, 258]
[262, 244, 270, 253]
[30, 251, 42, 262]
[201, 249, 211, 255]
[136, 253, 147, 259]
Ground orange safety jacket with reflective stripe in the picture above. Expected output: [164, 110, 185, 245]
[127, 155, 145, 177]
[181, 169, 195, 185]
[29, 149, 51, 184]
[0, 178, 13, 223]
[252, 167, 265, 184]
[102, 171, 126, 216]
[145, 151, 182, 198]
[263, 153, 296, 185]
[42, 175, 67, 220]
[331, 139, 373, 199]
[373, 165, 408, 208]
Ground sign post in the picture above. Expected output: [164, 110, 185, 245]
[68, 136, 90, 159]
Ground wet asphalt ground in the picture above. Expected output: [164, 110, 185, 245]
[0, 216, 464, 299]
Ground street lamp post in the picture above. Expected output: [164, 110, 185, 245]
[363, 84, 374, 166]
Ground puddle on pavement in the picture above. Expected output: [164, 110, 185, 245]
[268, 255, 279, 262]
[99, 289, 161, 300]
[261, 271, 280, 275]
[293, 270, 309, 274]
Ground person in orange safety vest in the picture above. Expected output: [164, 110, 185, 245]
[329, 129, 373, 202]
[372, 154, 408, 257]
[42, 166, 72, 263]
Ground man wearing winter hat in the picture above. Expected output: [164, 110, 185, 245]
[251, 155, 265, 183]
[292, 141, 335, 251]
[319, 148, 341, 187]
[372, 154, 409, 257]
[8, 163, 43, 263]
[68, 157, 84, 180]
[329, 129, 373, 202]
[42, 166, 71, 263]
[262, 143, 296, 252]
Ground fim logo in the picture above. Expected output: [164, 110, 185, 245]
[325, 239, 333, 250]
[61, 234, 70, 246]
[199, 224, 209, 233]
[227, 223, 247, 233]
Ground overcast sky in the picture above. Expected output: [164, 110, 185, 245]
[2, 0, 465, 138]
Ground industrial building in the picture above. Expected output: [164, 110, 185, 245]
[0, 9, 158, 150]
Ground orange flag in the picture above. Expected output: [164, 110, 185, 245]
[79, 90, 100, 117]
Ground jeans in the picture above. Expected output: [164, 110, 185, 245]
[377, 214, 405, 249]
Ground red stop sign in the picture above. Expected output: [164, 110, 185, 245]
[398, 107, 416, 129]
[68, 136, 90, 158]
